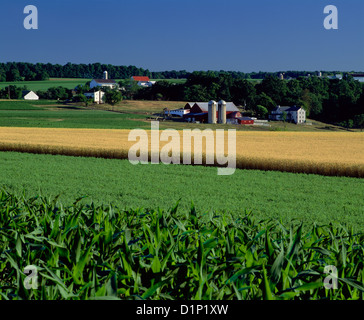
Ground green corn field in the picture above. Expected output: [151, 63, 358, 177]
[0, 189, 363, 300]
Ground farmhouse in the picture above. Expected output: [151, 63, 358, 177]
[90, 71, 117, 90]
[269, 105, 306, 124]
[22, 90, 39, 100]
[131, 76, 155, 87]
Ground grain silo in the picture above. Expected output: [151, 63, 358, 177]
[208, 100, 217, 124]
[218, 100, 226, 124]
[103, 71, 108, 80]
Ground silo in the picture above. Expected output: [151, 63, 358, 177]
[218, 100, 226, 124]
[103, 71, 108, 80]
[208, 100, 217, 124]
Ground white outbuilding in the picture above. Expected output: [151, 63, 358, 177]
[22, 90, 39, 100]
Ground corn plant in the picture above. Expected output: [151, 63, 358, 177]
[0, 190, 363, 300]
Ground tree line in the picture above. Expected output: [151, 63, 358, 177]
[0, 62, 353, 82]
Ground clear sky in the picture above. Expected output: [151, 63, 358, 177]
[0, 0, 363, 72]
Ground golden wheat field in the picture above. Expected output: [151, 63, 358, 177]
[0, 127, 363, 177]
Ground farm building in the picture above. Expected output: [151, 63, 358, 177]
[184, 102, 195, 110]
[131, 76, 155, 87]
[22, 90, 39, 100]
[183, 101, 247, 124]
[90, 71, 117, 90]
[164, 108, 190, 117]
[237, 117, 255, 125]
[185, 102, 239, 114]
[269, 105, 306, 124]
[84, 90, 105, 104]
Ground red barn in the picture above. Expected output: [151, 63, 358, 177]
[237, 117, 254, 125]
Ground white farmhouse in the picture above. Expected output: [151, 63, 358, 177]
[22, 90, 39, 100]
[269, 105, 306, 124]
[90, 71, 117, 89]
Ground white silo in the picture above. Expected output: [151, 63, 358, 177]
[218, 100, 226, 124]
[208, 100, 217, 124]
[103, 71, 108, 80]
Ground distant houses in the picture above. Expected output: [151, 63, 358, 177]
[350, 73, 364, 83]
[85, 71, 118, 104]
[22, 90, 39, 100]
[269, 105, 306, 124]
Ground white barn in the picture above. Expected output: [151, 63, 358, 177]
[90, 79, 117, 90]
[269, 105, 306, 124]
[90, 71, 117, 89]
[22, 90, 39, 100]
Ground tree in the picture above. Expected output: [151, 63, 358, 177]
[254, 92, 276, 111]
[281, 111, 288, 130]
[7, 68, 22, 82]
[104, 89, 122, 105]
[74, 94, 92, 107]
[354, 114, 364, 131]
[256, 76, 288, 105]
[255, 105, 268, 119]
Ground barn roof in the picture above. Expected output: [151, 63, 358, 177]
[274, 105, 302, 112]
[22, 90, 38, 96]
[193, 102, 239, 112]
[132, 76, 150, 82]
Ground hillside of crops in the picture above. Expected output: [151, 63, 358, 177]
[0, 189, 362, 300]
[1, 152, 363, 231]
[0, 126, 363, 177]
[0, 101, 148, 129]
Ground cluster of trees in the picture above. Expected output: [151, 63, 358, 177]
[0, 62, 352, 82]
[0, 62, 188, 81]
[0, 86, 25, 99]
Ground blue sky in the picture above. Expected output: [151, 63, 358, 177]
[0, 0, 363, 72]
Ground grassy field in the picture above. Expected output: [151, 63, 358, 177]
[0, 151, 363, 231]
[0, 78, 91, 91]
[0, 101, 149, 129]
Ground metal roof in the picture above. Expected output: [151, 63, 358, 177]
[193, 102, 239, 112]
